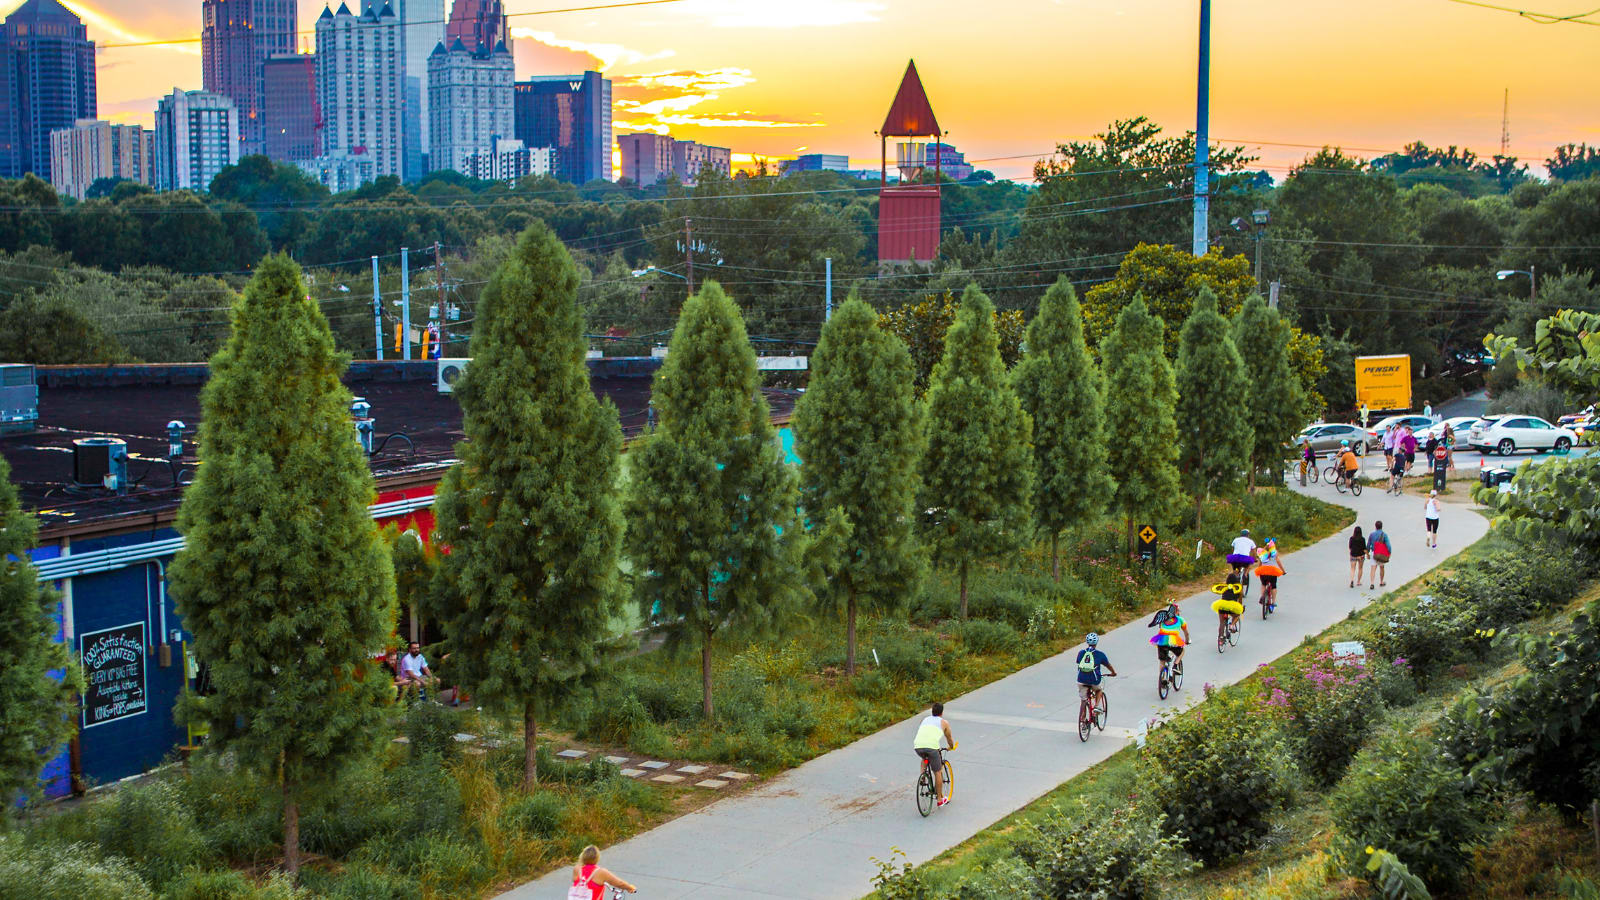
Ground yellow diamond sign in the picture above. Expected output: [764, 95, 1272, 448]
[1139, 526, 1157, 544]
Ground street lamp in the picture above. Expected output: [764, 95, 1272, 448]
[1231, 209, 1271, 290]
[1496, 266, 1537, 298]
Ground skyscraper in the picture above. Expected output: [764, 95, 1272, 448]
[315, 1, 407, 180]
[0, 0, 95, 181]
[49, 119, 153, 199]
[152, 89, 240, 192]
[513, 72, 611, 184]
[262, 54, 318, 162]
[428, 38, 513, 176]
[392, 0, 442, 166]
[444, 0, 508, 54]
[201, 0, 297, 157]
[618, 132, 673, 186]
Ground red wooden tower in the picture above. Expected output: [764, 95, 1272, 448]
[877, 60, 942, 268]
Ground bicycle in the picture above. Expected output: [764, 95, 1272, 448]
[1260, 587, 1277, 619]
[1216, 613, 1240, 652]
[1157, 654, 1184, 699]
[1077, 684, 1109, 742]
[1333, 470, 1363, 496]
[1299, 458, 1320, 484]
[915, 749, 954, 817]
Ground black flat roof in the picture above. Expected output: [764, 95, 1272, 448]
[2, 361, 798, 538]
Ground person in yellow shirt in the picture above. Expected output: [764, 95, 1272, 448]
[912, 702, 956, 806]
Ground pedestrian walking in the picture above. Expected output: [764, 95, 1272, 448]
[1400, 426, 1418, 474]
[1383, 423, 1399, 470]
[1360, 402, 1370, 429]
[1348, 525, 1367, 589]
[1423, 401, 1434, 422]
[1367, 520, 1392, 589]
[1424, 491, 1441, 549]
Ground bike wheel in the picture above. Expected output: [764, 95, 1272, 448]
[1158, 665, 1170, 699]
[1095, 693, 1108, 731]
[1078, 700, 1092, 742]
[915, 766, 935, 817]
[1351, 479, 1363, 496]
[1334, 476, 1347, 494]
[1262, 594, 1270, 619]
[942, 761, 954, 803]
[1172, 660, 1184, 691]
[1309, 464, 1320, 483]
[1217, 625, 1227, 653]
[1228, 622, 1238, 646]
[1324, 465, 1338, 482]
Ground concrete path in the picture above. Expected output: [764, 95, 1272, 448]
[503, 482, 1489, 900]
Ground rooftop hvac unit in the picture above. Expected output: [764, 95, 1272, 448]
[0, 363, 37, 434]
[437, 357, 470, 394]
[73, 437, 128, 489]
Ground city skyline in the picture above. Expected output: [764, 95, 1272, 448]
[9, 0, 1600, 181]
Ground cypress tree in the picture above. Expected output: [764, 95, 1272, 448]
[1102, 294, 1182, 556]
[1232, 294, 1306, 491]
[1012, 277, 1113, 581]
[170, 254, 395, 875]
[0, 456, 80, 814]
[429, 224, 625, 789]
[920, 285, 1034, 619]
[626, 281, 808, 718]
[1174, 287, 1253, 524]
[792, 296, 925, 675]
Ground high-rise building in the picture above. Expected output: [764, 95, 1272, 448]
[444, 0, 508, 53]
[201, 0, 297, 157]
[427, 37, 513, 175]
[315, 1, 408, 180]
[782, 153, 849, 175]
[295, 148, 374, 192]
[618, 132, 673, 186]
[513, 72, 611, 185]
[152, 89, 240, 192]
[0, 0, 96, 181]
[464, 137, 551, 182]
[49, 119, 153, 199]
[262, 54, 318, 162]
[393, 0, 442, 164]
[672, 140, 730, 185]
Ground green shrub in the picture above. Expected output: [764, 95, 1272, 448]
[163, 869, 309, 900]
[1258, 650, 1382, 788]
[1005, 800, 1196, 898]
[1329, 731, 1489, 891]
[402, 701, 462, 761]
[89, 780, 216, 889]
[1363, 595, 1478, 684]
[417, 837, 491, 897]
[955, 619, 1021, 655]
[384, 759, 463, 838]
[852, 669, 891, 698]
[867, 622, 943, 682]
[1372, 655, 1419, 708]
[301, 759, 404, 858]
[500, 791, 567, 838]
[172, 757, 279, 863]
[300, 864, 421, 900]
[1137, 690, 1295, 866]
[0, 836, 154, 900]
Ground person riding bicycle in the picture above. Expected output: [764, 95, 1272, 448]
[1337, 440, 1361, 488]
[1388, 450, 1405, 494]
[1075, 633, 1118, 710]
[1212, 571, 1246, 635]
[1255, 538, 1285, 611]
[1227, 529, 1257, 578]
[913, 702, 956, 808]
[1148, 601, 1190, 675]
[1299, 438, 1316, 479]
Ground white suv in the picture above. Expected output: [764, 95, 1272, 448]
[1468, 414, 1577, 455]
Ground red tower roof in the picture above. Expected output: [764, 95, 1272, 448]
[880, 60, 941, 137]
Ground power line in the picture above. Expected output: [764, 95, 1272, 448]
[1446, 0, 1600, 25]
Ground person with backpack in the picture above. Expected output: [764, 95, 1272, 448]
[1075, 633, 1117, 711]
[1367, 520, 1392, 589]
[569, 845, 636, 899]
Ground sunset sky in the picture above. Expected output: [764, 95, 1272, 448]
[38, 0, 1600, 181]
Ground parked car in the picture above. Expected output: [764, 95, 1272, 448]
[1558, 406, 1596, 444]
[1467, 414, 1578, 455]
[1419, 416, 1481, 444]
[1296, 422, 1376, 455]
[1369, 414, 1436, 447]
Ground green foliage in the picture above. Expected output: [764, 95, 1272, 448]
[918, 285, 1035, 616]
[1011, 277, 1113, 576]
[876, 291, 1026, 393]
[1102, 295, 1183, 550]
[1174, 288, 1253, 502]
[429, 223, 625, 784]
[1137, 690, 1295, 866]
[499, 792, 566, 838]
[0, 295, 122, 364]
[163, 869, 309, 900]
[89, 781, 216, 888]
[1486, 381, 1581, 423]
[401, 700, 461, 761]
[1256, 651, 1381, 787]
[0, 835, 153, 900]
[1329, 731, 1488, 891]
[1511, 179, 1600, 287]
[1232, 295, 1309, 474]
[168, 254, 396, 868]
[953, 619, 1021, 655]
[1004, 800, 1197, 899]
[626, 280, 809, 717]
[793, 295, 927, 673]
[0, 457, 79, 813]
[1479, 455, 1600, 563]
[871, 847, 935, 900]
[1082, 243, 1258, 354]
[1546, 143, 1600, 182]
[1364, 849, 1433, 900]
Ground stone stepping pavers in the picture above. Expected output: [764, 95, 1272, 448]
[722, 771, 750, 781]
[551, 748, 752, 789]
[651, 774, 685, 784]
[694, 779, 728, 789]
[603, 755, 630, 765]
[556, 749, 588, 759]
[677, 764, 709, 775]
[621, 768, 646, 778]
[639, 760, 670, 770]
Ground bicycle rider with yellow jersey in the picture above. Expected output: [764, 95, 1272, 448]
[913, 702, 956, 807]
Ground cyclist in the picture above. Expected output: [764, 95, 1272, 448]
[913, 701, 956, 807]
[1387, 446, 1405, 494]
[1148, 601, 1190, 679]
[1075, 633, 1117, 711]
[1256, 538, 1285, 611]
[1226, 528, 1257, 579]
[1212, 571, 1246, 636]
[1337, 440, 1361, 489]
[1299, 438, 1316, 484]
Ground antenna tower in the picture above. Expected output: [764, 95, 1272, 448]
[1500, 88, 1510, 157]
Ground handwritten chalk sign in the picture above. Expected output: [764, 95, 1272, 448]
[81, 621, 147, 728]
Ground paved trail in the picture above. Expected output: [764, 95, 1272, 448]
[503, 481, 1488, 900]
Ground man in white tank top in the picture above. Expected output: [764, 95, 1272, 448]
[913, 701, 956, 806]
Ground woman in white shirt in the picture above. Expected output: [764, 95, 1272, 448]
[1423, 490, 1441, 549]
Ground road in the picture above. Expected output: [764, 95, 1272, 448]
[502, 482, 1489, 900]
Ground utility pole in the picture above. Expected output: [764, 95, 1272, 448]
[825, 257, 833, 321]
[684, 217, 694, 294]
[400, 247, 411, 361]
[434, 241, 447, 358]
[1191, 0, 1211, 257]
[372, 255, 383, 361]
